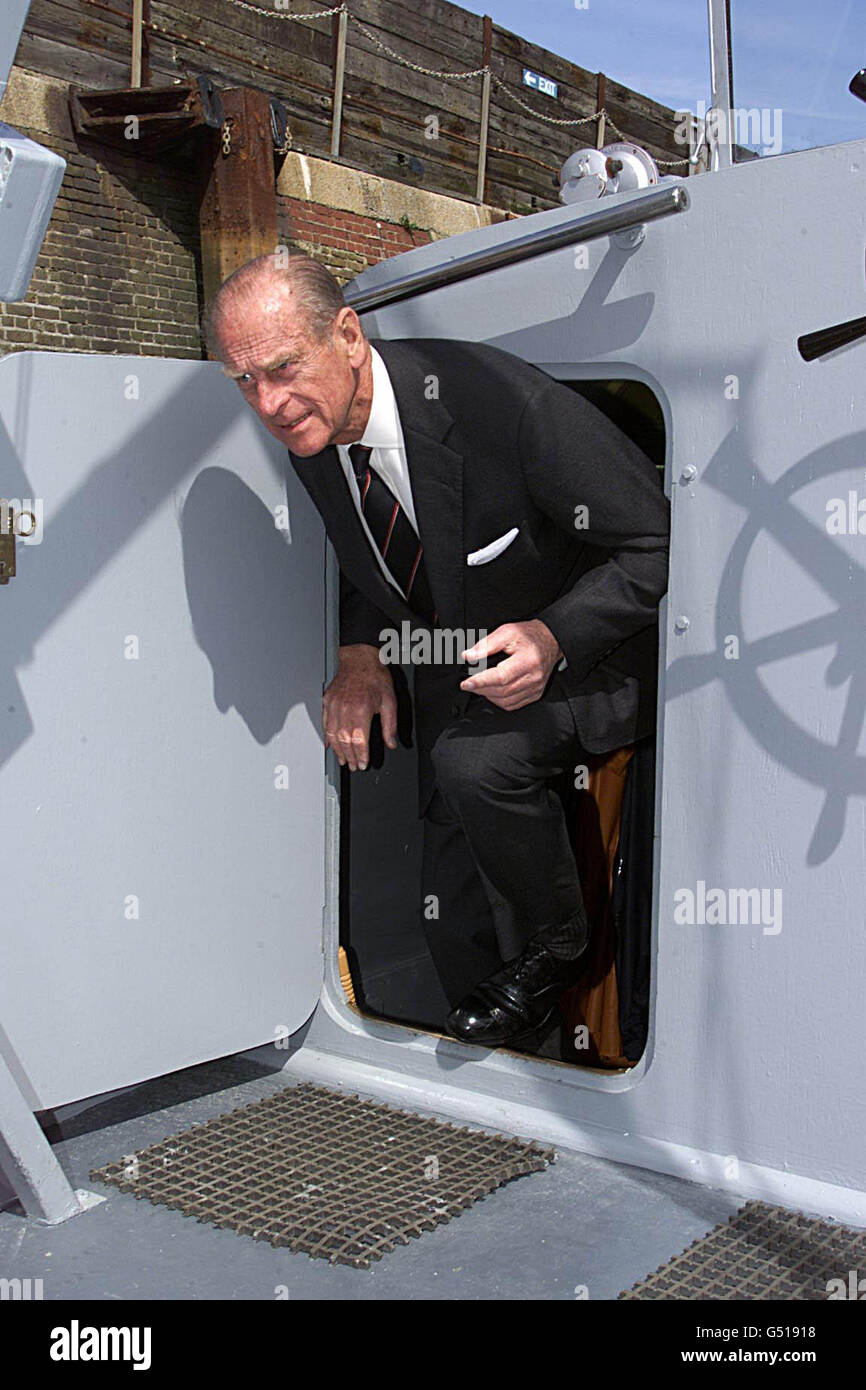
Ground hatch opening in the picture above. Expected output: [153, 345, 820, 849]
[339, 378, 665, 1071]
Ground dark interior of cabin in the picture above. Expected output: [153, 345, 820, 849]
[341, 379, 666, 1070]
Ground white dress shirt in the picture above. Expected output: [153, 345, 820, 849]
[336, 345, 419, 598]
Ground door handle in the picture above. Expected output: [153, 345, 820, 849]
[798, 314, 866, 362]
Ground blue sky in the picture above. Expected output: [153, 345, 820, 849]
[457, 0, 866, 153]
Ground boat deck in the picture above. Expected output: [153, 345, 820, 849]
[0, 1050, 743, 1300]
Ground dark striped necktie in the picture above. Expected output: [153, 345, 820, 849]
[348, 444, 437, 624]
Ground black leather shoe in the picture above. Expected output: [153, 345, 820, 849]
[445, 927, 588, 1049]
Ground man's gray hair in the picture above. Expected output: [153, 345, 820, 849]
[204, 248, 346, 355]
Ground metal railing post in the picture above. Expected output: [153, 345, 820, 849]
[330, 6, 348, 159]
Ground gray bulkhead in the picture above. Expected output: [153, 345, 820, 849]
[290, 141, 866, 1224]
[2, 140, 866, 1226]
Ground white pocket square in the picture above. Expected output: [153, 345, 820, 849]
[466, 527, 519, 567]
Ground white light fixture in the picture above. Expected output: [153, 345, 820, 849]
[0, 122, 65, 302]
[560, 142, 660, 205]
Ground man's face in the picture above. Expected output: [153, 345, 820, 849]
[216, 289, 367, 457]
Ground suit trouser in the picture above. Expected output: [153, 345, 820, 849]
[420, 672, 589, 1008]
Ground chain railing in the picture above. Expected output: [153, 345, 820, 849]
[123, 0, 694, 193]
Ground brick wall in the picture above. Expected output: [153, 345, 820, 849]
[0, 121, 204, 360]
[279, 195, 432, 285]
[0, 72, 443, 362]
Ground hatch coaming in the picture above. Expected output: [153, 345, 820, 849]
[298, 135, 866, 1213]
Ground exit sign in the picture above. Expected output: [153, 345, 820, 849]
[523, 68, 558, 100]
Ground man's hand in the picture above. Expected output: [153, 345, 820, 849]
[460, 620, 562, 711]
[323, 643, 398, 771]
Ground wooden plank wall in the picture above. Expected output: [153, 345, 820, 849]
[15, 0, 692, 211]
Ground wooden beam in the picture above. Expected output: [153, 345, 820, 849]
[198, 87, 279, 330]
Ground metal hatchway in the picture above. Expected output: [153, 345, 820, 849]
[284, 143, 866, 1228]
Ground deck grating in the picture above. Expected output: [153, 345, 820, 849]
[90, 1080, 554, 1268]
[618, 1200, 866, 1299]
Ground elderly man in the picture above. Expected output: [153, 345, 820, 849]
[207, 248, 669, 1050]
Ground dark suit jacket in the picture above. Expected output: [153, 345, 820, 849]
[289, 338, 670, 815]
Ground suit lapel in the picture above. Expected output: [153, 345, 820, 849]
[372, 339, 465, 628]
[289, 442, 417, 627]
[289, 339, 466, 630]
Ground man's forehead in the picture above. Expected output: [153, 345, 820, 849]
[218, 294, 313, 374]
[220, 276, 303, 332]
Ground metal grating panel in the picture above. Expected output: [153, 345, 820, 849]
[618, 1200, 866, 1299]
[91, 1081, 554, 1268]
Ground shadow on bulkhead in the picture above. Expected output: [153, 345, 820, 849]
[181, 465, 320, 742]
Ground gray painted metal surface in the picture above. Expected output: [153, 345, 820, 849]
[0, 123, 66, 303]
[0, 354, 326, 1122]
[3, 138, 866, 1230]
[0, 1047, 80, 1222]
[286, 138, 866, 1225]
[707, 0, 734, 170]
[0, 1053, 745, 1299]
[0, 3, 66, 303]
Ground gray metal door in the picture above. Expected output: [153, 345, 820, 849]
[0, 352, 326, 1111]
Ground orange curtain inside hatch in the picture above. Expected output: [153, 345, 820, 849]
[558, 747, 636, 1069]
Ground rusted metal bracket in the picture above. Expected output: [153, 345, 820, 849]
[270, 98, 292, 158]
[69, 76, 224, 155]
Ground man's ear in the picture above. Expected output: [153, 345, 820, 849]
[337, 307, 367, 366]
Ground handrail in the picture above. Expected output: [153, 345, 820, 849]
[345, 182, 690, 314]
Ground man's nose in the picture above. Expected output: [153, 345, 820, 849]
[255, 379, 291, 417]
